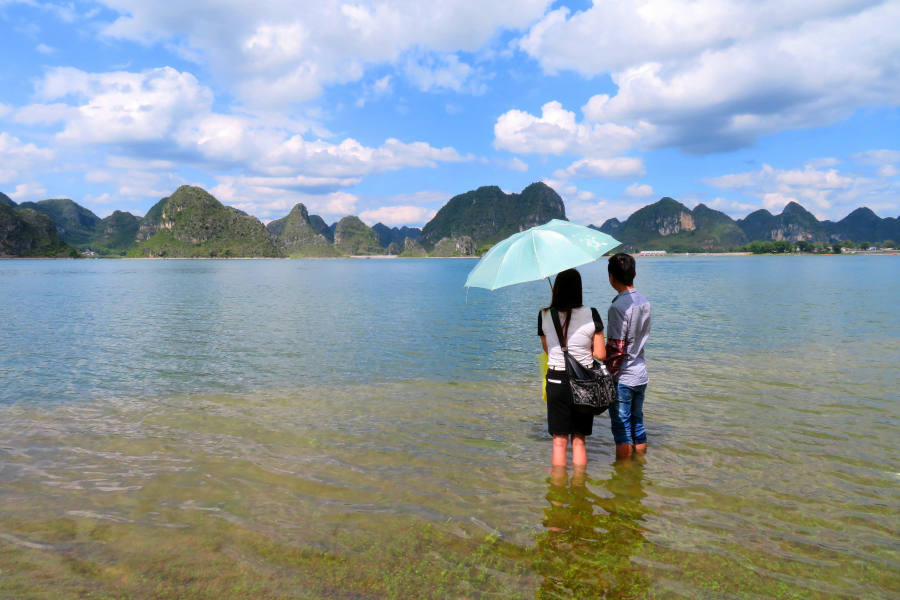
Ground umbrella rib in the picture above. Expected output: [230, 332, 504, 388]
[532, 232, 544, 279]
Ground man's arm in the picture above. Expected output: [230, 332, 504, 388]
[604, 338, 627, 376]
[604, 305, 628, 376]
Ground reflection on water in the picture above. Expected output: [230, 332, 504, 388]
[1, 257, 899, 598]
[535, 460, 650, 598]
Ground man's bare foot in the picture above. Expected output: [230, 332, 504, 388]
[615, 443, 632, 458]
[634, 443, 647, 455]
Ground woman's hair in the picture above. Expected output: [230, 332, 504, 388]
[545, 268, 583, 340]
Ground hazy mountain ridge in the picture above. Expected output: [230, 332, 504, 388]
[594, 198, 900, 251]
[7, 181, 896, 259]
[371, 223, 422, 248]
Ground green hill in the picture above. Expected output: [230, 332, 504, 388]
[0, 192, 16, 208]
[16, 198, 101, 246]
[1, 203, 80, 257]
[307, 214, 334, 242]
[419, 182, 565, 250]
[88, 211, 143, 256]
[596, 198, 747, 252]
[127, 186, 281, 258]
[334, 216, 383, 255]
[737, 202, 826, 242]
[267, 204, 340, 257]
[824, 207, 900, 243]
[398, 237, 428, 257]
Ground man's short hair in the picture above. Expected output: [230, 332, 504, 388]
[608, 253, 636, 286]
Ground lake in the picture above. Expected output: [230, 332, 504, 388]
[1, 256, 898, 599]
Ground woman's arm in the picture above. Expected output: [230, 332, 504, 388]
[540, 335, 548, 354]
[592, 332, 606, 360]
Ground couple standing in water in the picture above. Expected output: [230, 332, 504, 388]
[538, 253, 652, 464]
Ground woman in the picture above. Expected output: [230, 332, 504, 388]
[538, 269, 606, 467]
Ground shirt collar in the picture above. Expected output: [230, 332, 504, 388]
[613, 288, 637, 301]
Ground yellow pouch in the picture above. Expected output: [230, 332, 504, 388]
[537, 352, 549, 401]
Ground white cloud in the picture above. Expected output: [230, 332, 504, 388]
[494, 101, 647, 157]
[553, 157, 646, 181]
[18, 67, 471, 199]
[851, 149, 900, 166]
[95, 0, 552, 107]
[702, 163, 897, 218]
[359, 205, 437, 226]
[877, 165, 899, 178]
[520, 1, 900, 153]
[209, 176, 361, 221]
[625, 183, 654, 197]
[36, 43, 55, 55]
[9, 182, 48, 201]
[0, 132, 56, 185]
[356, 75, 393, 107]
[508, 157, 528, 172]
[805, 158, 841, 169]
[0, 103, 11, 119]
[404, 53, 486, 94]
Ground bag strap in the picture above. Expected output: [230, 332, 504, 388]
[550, 308, 568, 355]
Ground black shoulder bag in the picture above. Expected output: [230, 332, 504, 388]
[550, 307, 617, 415]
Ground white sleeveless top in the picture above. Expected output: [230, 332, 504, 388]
[538, 306, 604, 369]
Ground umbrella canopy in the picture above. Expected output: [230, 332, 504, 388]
[464, 219, 620, 290]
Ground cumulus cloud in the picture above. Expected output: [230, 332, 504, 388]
[553, 157, 646, 181]
[9, 182, 48, 201]
[494, 101, 647, 157]
[520, 0, 900, 153]
[625, 183, 654, 197]
[508, 157, 528, 172]
[18, 67, 471, 199]
[0, 132, 56, 185]
[95, 0, 552, 106]
[851, 149, 900, 166]
[209, 176, 360, 221]
[359, 205, 437, 226]
[404, 53, 487, 94]
[702, 162, 897, 218]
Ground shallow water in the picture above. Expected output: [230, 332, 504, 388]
[1, 257, 898, 598]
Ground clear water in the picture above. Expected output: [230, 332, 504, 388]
[0, 257, 898, 599]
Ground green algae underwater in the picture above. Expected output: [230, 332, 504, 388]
[1, 257, 899, 598]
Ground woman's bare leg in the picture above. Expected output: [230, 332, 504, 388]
[552, 434, 569, 466]
[572, 434, 587, 466]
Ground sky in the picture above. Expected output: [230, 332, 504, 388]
[1, 0, 899, 228]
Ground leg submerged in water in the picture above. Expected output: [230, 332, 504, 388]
[552, 434, 569, 466]
[572, 434, 587, 466]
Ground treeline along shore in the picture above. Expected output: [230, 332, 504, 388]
[2, 184, 898, 259]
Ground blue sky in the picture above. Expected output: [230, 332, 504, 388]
[1, 0, 898, 227]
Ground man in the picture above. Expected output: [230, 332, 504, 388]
[604, 253, 652, 458]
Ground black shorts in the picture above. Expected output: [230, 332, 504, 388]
[546, 368, 594, 436]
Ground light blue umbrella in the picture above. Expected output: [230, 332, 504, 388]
[464, 219, 620, 290]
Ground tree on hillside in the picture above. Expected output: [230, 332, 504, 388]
[859, 241, 871, 250]
[883, 240, 896, 249]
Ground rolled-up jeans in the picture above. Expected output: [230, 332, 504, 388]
[609, 383, 647, 446]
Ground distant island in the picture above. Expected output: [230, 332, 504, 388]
[1, 185, 897, 258]
[592, 198, 899, 253]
